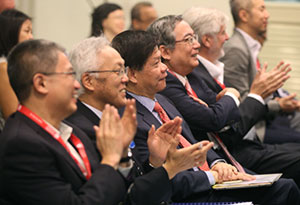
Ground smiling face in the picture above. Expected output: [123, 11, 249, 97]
[47, 51, 80, 118]
[133, 46, 167, 99]
[164, 20, 200, 76]
[90, 46, 128, 110]
[247, 0, 269, 36]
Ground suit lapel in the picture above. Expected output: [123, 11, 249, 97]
[19, 112, 87, 181]
[76, 100, 100, 126]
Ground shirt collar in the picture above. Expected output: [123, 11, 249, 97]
[82, 102, 102, 119]
[127, 91, 156, 113]
[44, 120, 73, 143]
[236, 28, 261, 60]
[168, 69, 188, 87]
[197, 55, 225, 84]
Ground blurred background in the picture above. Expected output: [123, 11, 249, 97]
[15, 0, 300, 95]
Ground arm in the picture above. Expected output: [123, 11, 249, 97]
[160, 73, 240, 132]
[0, 62, 18, 119]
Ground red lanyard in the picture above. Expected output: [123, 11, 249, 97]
[18, 105, 92, 180]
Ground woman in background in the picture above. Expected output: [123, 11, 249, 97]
[0, 9, 33, 130]
[90, 3, 125, 42]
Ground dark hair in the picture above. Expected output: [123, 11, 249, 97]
[0, 9, 31, 57]
[7, 39, 65, 102]
[90, 3, 122, 37]
[111, 30, 158, 71]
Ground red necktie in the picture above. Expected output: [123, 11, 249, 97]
[154, 101, 210, 171]
[214, 79, 226, 90]
[184, 81, 245, 173]
[256, 58, 261, 70]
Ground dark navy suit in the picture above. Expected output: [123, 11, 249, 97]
[66, 100, 172, 205]
[127, 93, 300, 204]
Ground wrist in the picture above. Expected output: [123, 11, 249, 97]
[149, 155, 164, 168]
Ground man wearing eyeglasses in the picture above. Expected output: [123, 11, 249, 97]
[0, 39, 135, 204]
[66, 36, 212, 204]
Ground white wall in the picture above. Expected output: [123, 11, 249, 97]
[15, 0, 232, 50]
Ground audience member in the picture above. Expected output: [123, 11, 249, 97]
[66, 36, 210, 204]
[148, 14, 300, 188]
[0, 9, 33, 131]
[90, 3, 125, 42]
[0, 0, 14, 13]
[130, 1, 158, 31]
[221, 0, 300, 143]
[111, 29, 300, 204]
[183, 7, 300, 144]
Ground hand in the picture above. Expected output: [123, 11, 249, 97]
[121, 99, 137, 157]
[163, 140, 214, 179]
[276, 94, 299, 112]
[148, 117, 182, 167]
[94, 104, 124, 169]
[211, 162, 238, 183]
[250, 61, 291, 99]
[211, 163, 256, 183]
[216, 88, 240, 101]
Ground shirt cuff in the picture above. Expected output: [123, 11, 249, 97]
[118, 159, 133, 178]
[248, 93, 265, 105]
[205, 171, 216, 185]
[225, 92, 240, 107]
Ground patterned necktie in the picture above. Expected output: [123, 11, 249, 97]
[214, 78, 226, 90]
[154, 101, 210, 171]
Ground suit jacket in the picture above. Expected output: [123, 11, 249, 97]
[126, 93, 225, 200]
[0, 111, 126, 205]
[187, 61, 267, 142]
[159, 71, 240, 134]
[221, 29, 280, 112]
[66, 100, 172, 205]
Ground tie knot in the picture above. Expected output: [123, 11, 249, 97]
[154, 101, 163, 113]
[154, 101, 170, 123]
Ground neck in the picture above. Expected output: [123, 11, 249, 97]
[126, 83, 155, 100]
[164, 61, 190, 77]
[103, 30, 115, 42]
[198, 50, 216, 64]
[23, 101, 62, 130]
[236, 25, 257, 40]
[79, 94, 104, 112]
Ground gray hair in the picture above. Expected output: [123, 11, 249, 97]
[147, 15, 183, 50]
[230, 0, 253, 25]
[68, 36, 109, 95]
[183, 7, 228, 41]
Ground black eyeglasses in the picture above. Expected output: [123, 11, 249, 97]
[86, 66, 128, 77]
[39, 71, 77, 78]
[175, 34, 199, 45]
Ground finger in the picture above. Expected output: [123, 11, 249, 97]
[148, 125, 156, 140]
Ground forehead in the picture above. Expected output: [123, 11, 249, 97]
[55, 51, 72, 72]
[173, 20, 194, 39]
[21, 19, 32, 27]
[108, 9, 124, 18]
[251, 0, 265, 8]
[140, 6, 157, 19]
[98, 46, 124, 68]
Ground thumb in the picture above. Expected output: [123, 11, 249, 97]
[148, 125, 155, 139]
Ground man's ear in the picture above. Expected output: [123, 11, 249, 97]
[32, 73, 48, 95]
[201, 35, 212, 48]
[127, 67, 138, 84]
[81, 73, 95, 92]
[159, 45, 171, 61]
[239, 9, 249, 23]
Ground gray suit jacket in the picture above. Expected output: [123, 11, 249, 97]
[221, 29, 280, 112]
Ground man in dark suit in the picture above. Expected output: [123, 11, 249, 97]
[220, 0, 300, 144]
[0, 39, 133, 204]
[111, 28, 300, 204]
[66, 36, 211, 204]
[148, 14, 300, 188]
[183, 6, 300, 144]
